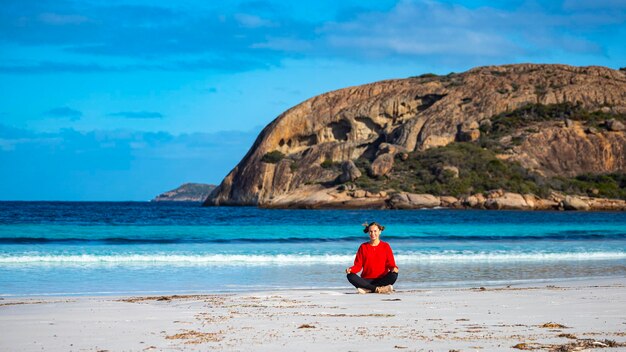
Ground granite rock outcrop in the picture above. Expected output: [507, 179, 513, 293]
[204, 64, 626, 210]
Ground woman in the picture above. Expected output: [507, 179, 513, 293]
[346, 221, 398, 294]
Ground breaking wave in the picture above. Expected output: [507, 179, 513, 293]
[1, 251, 625, 265]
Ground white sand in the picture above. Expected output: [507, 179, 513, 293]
[1, 278, 626, 351]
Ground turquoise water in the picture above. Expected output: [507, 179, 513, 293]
[0, 202, 625, 296]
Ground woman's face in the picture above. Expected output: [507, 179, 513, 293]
[368, 225, 381, 242]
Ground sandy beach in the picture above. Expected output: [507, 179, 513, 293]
[1, 278, 625, 351]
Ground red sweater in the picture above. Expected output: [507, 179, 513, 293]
[349, 241, 397, 279]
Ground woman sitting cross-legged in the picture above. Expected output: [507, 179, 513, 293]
[346, 221, 398, 294]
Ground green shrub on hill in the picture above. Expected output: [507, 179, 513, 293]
[484, 103, 626, 140]
[549, 173, 626, 200]
[321, 159, 340, 169]
[487, 103, 578, 138]
[399, 143, 546, 196]
[413, 73, 439, 79]
[353, 158, 385, 192]
[351, 143, 548, 197]
[349, 141, 626, 200]
[343, 103, 626, 199]
[261, 150, 285, 164]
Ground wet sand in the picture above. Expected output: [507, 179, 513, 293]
[1, 278, 625, 351]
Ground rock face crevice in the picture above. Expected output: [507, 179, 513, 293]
[205, 64, 626, 207]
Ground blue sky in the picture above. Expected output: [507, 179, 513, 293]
[1, 0, 625, 200]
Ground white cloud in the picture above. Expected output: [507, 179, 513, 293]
[0, 137, 62, 151]
[251, 37, 313, 51]
[563, 0, 626, 10]
[234, 13, 276, 28]
[314, 0, 611, 62]
[38, 13, 90, 25]
[107, 111, 164, 119]
[318, 1, 522, 59]
[45, 107, 83, 121]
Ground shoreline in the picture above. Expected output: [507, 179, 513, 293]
[2, 277, 625, 351]
[210, 186, 626, 211]
[2, 199, 625, 211]
[2, 274, 624, 299]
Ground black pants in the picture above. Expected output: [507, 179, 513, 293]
[347, 272, 398, 291]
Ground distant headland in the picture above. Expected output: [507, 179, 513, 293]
[152, 183, 216, 202]
[203, 64, 626, 210]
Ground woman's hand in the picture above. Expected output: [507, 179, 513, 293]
[345, 268, 352, 274]
[392, 267, 399, 273]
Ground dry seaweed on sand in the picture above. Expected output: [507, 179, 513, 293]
[557, 333, 577, 339]
[165, 330, 223, 344]
[513, 338, 625, 351]
[550, 339, 624, 351]
[118, 294, 227, 304]
[540, 322, 569, 329]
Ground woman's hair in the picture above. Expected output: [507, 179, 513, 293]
[363, 221, 385, 233]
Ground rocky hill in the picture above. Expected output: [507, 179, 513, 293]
[153, 183, 216, 202]
[204, 64, 626, 210]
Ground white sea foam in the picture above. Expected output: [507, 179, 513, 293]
[1, 251, 625, 265]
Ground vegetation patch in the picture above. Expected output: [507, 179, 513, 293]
[261, 150, 285, 164]
[483, 103, 626, 141]
[320, 159, 340, 169]
[349, 141, 626, 200]
[340, 103, 626, 200]
[413, 73, 439, 79]
[395, 143, 545, 196]
[351, 143, 546, 197]
[549, 173, 626, 200]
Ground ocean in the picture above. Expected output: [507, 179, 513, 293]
[0, 201, 625, 297]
